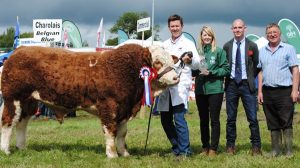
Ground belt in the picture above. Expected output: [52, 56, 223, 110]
[262, 85, 292, 90]
[229, 78, 247, 82]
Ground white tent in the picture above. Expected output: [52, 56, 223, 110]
[115, 39, 163, 48]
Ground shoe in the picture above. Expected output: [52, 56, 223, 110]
[226, 147, 236, 155]
[200, 148, 209, 155]
[251, 147, 262, 156]
[208, 149, 217, 156]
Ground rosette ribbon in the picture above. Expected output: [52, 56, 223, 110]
[140, 66, 157, 106]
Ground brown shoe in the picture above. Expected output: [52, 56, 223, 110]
[200, 148, 209, 155]
[226, 147, 236, 155]
[251, 147, 262, 156]
[208, 149, 217, 156]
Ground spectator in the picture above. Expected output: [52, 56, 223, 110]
[223, 19, 262, 155]
[257, 23, 299, 157]
[156, 14, 201, 158]
[194, 26, 229, 156]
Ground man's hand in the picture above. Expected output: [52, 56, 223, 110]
[291, 90, 298, 103]
[257, 92, 263, 105]
[171, 55, 179, 64]
[181, 54, 192, 64]
[200, 69, 210, 76]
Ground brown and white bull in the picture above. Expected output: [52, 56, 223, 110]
[0, 44, 178, 158]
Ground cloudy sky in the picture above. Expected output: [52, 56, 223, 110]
[1, 0, 300, 47]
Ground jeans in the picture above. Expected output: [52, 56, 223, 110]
[160, 103, 191, 156]
[196, 93, 223, 151]
[226, 80, 261, 148]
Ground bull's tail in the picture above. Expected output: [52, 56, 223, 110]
[0, 99, 3, 129]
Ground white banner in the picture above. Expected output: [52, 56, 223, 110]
[137, 17, 151, 32]
[33, 19, 62, 42]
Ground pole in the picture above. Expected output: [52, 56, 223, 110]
[151, 0, 154, 45]
[144, 105, 153, 154]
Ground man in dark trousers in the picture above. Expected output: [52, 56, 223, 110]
[258, 23, 299, 157]
[223, 19, 262, 155]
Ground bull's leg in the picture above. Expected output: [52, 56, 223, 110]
[1, 100, 22, 154]
[102, 125, 118, 158]
[15, 116, 31, 150]
[116, 120, 130, 157]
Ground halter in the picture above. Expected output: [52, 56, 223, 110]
[156, 66, 174, 80]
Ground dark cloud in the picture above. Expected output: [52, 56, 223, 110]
[1, 0, 300, 46]
[2, 0, 300, 26]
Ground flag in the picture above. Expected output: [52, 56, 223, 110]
[63, 29, 68, 49]
[102, 31, 106, 47]
[97, 18, 103, 48]
[246, 34, 260, 42]
[13, 16, 20, 49]
[278, 18, 300, 54]
[118, 29, 129, 44]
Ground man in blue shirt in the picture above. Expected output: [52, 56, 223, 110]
[257, 23, 299, 157]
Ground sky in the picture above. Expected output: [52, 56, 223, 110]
[1, 0, 300, 47]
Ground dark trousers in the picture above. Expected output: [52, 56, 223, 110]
[196, 93, 224, 151]
[262, 86, 294, 130]
[226, 80, 261, 148]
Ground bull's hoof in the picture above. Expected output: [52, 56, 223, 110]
[0, 148, 11, 155]
[106, 153, 119, 159]
[122, 151, 130, 157]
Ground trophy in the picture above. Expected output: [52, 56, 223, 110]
[199, 59, 208, 72]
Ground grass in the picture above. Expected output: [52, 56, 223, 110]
[1, 101, 300, 168]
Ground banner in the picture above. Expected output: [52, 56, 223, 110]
[97, 18, 103, 48]
[278, 18, 300, 54]
[62, 20, 82, 48]
[118, 29, 129, 44]
[183, 32, 196, 47]
[102, 31, 106, 47]
[246, 34, 260, 42]
[14, 17, 20, 49]
[63, 29, 68, 49]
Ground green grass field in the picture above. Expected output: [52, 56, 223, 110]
[0, 101, 300, 168]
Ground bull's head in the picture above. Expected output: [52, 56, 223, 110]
[148, 45, 179, 96]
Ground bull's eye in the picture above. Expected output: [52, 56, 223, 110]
[153, 61, 163, 71]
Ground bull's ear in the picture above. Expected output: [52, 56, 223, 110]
[143, 48, 152, 66]
[148, 45, 160, 53]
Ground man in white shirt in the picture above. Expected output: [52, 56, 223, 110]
[156, 14, 201, 157]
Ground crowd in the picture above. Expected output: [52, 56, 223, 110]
[155, 14, 299, 159]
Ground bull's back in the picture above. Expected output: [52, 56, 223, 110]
[1, 46, 142, 106]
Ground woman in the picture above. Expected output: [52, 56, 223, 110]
[194, 26, 229, 156]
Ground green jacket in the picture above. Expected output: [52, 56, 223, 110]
[194, 45, 230, 95]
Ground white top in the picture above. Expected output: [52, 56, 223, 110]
[157, 34, 201, 111]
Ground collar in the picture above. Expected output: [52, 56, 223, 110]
[234, 37, 245, 44]
[266, 41, 284, 51]
[203, 44, 212, 53]
[170, 34, 183, 44]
